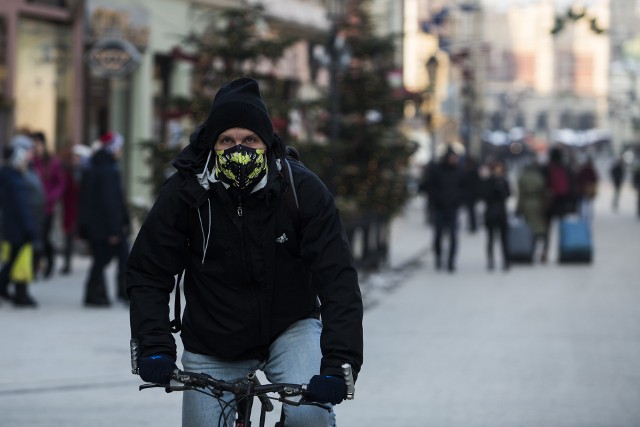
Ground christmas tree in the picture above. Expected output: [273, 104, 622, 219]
[297, 0, 415, 220]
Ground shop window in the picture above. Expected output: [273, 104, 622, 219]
[15, 18, 73, 150]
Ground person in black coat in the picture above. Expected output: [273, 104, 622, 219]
[126, 78, 363, 426]
[0, 136, 39, 306]
[461, 156, 481, 233]
[428, 145, 464, 272]
[610, 157, 625, 212]
[77, 132, 130, 307]
[481, 159, 511, 271]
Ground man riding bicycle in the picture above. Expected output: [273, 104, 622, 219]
[127, 77, 363, 427]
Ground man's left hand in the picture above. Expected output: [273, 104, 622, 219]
[306, 375, 347, 405]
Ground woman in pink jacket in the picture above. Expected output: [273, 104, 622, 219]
[32, 131, 65, 279]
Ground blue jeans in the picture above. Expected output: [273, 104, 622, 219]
[181, 318, 336, 427]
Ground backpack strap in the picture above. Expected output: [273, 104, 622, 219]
[282, 156, 321, 313]
[282, 158, 301, 232]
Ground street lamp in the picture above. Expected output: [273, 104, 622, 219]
[326, 0, 349, 194]
[426, 55, 439, 161]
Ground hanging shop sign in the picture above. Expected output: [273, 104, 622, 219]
[86, 0, 150, 51]
[85, 0, 149, 78]
[85, 37, 141, 79]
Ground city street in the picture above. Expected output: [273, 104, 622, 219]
[1, 176, 639, 426]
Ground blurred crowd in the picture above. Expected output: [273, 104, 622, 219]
[0, 130, 130, 308]
[418, 144, 640, 273]
[2, 128, 640, 309]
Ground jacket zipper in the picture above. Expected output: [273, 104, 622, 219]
[237, 195, 266, 344]
[237, 194, 248, 279]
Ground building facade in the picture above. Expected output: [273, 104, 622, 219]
[401, 0, 616, 160]
[1, 0, 331, 206]
[479, 0, 611, 156]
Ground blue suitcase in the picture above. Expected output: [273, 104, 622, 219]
[558, 218, 593, 263]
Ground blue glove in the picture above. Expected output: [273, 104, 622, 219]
[138, 354, 176, 385]
[307, 375, 347, 405]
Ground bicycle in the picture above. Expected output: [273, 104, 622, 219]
[132, 341, 356, 427]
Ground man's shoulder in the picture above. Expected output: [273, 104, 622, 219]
[286, 159, 327, 192]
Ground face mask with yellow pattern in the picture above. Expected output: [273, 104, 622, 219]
[215, 145, 267, 190]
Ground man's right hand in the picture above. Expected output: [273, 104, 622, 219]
[138, 354, 176, 385]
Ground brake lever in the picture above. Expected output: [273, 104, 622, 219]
[281, 398, 332, 412]
[139, 383, 166, 391]
[139, 381, 193, 394]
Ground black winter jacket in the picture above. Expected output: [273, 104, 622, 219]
[482, 175, 511, 226]
[427, 161, 464, 212]
[0, 166, 37, 244]
[77, 149, 130, 241]
[127, 137, 363, 380]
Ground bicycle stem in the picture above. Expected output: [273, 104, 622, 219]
[247, 371, 274, 412]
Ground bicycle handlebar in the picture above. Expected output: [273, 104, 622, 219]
[166, 369, 309, 396]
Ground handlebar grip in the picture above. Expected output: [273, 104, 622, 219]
[341, 363, 355, 400]
[130, 339, 140, 375]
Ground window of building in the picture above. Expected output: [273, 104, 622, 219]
[15, 18, 73, 149]
[515, 52, 536, 87]
[574, 54, 594, 96]
[0, 15, 7, 98]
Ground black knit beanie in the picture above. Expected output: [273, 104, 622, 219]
[203, 77, 274, 148]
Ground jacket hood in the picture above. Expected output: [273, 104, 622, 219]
[172, 126, 209, 175]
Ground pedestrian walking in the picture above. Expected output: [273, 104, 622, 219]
[78, 131, 130, 307]
[576, 156, 599, 223]
[610, 156, 625, 212]
[633, 160, 640, 218]
[461, 156, 481, 233]
[516, 159, 548, 263]
[541, 147, 573, 263]
[59, 144, 91, 275]
[31, 131, 65, 279]
[126, 77, 363, 426]
[17, 134, 47, 282]
[0, 135, 39, 307]
[418, 160, 437, 225]
[481, 159, 511, 271]
[428, 145, 464, 272]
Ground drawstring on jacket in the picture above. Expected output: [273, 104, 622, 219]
[197, 199, 212, 264]
[197, 150, 213, 190]
[195, 150, 214, 263]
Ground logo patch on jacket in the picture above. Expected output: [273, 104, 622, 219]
[276, 233, 288, 244]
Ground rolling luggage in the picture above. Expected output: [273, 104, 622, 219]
[558, 217, 593, 263]
[507, 218, 534, 263]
